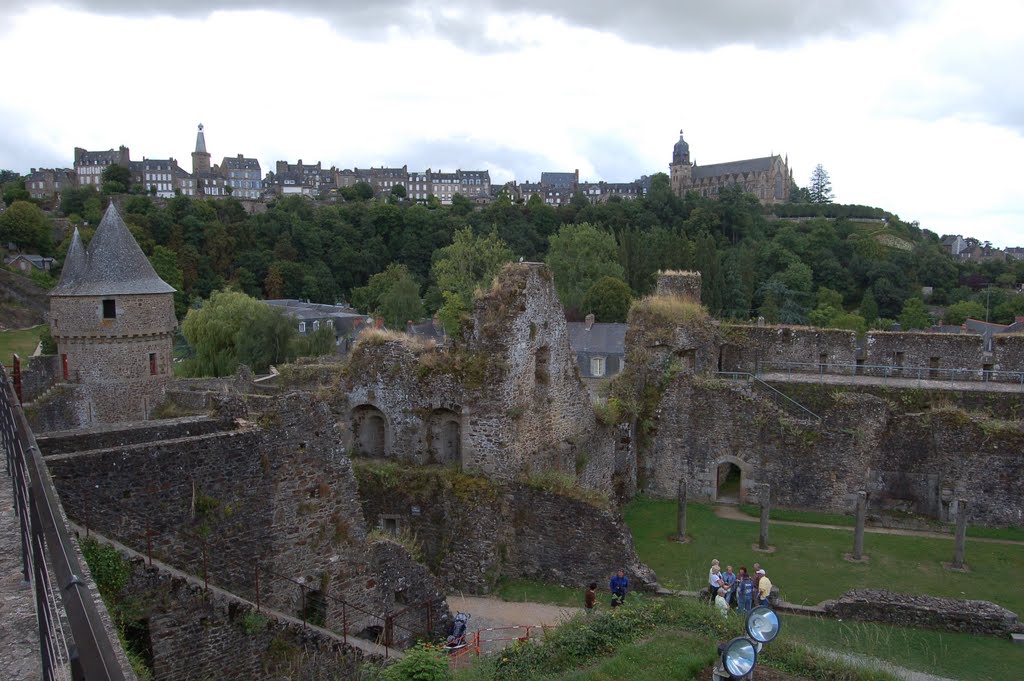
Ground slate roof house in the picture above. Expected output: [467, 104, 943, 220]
[4, 254, 56, 272]
[566, 314, 627, 380]
[264, 300, 369, 351]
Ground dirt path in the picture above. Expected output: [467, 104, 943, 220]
[712, 504, 1024, 546]
[446, 594, 581, 653]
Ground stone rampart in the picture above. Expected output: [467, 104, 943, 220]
[37, 415, 229, 455]
[642, 374, 1024, 525]
[19, 354, 59, 402]
[43, 394, 449, 646]
[864, 331, 987, 378]
[825, 589, 1022, 637]
[121, 555, 372, 680]
[719, 325, 858, 373]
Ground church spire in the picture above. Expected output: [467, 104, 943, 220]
[195, 123, 207, 154]
[192, 123, 211, 175]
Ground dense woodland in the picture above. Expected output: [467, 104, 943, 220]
[3, 170, 1024, 339]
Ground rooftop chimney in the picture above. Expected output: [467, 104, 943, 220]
[585, 313, 595, 330]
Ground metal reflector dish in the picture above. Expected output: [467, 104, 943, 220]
[722, 637, 757, 677]
[746, 606, 780, 644]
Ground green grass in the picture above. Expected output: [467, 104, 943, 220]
[494, 578, 586, 608]
[784, 614, 1024, 681]
[737, 504, 856, 527]
[554, 631, 714, 681]
[0, 324, 45, 362]
[967, 525, 1024, 541]
[626, 498, 1024, 615]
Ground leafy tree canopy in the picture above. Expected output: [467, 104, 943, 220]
[0, 200, 53, 254]
[431, 228, 513, 332]
[581, 276, 633, 323]
[546, 222, 624, 312]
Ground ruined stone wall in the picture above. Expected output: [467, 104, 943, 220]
[825, 590, 1022, 637]
[20, 354, 59, 402]
[655, 271, 702, 302]
[864, 332, 987, 377]
[993, 334, 1024, 375]
[340, 263, 608, 489]
[643, 375, 1024, 526]
[24, 383, 89, 432]
[121, 556, 371, 681]
[37, 416, 228, 455]
[718, 325, 858, 373]
[43, 393, 449, 645]
[354, 465, 656, 593]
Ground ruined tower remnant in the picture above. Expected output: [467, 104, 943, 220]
[49, 202, 177, 423]
[655, 270, 702, 303]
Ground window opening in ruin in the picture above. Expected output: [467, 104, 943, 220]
[122, 618, 154, 671]
[929, 356, 940, 379]
[102, 299, 116, 319]
[354, 405, 388, 457]
[983, 363, 993, 380]
[818, 353, 828, 372]
[716, 462, 742, 504]
[855, 358, 864, 375]
[383, 516, 399, 535]
[535, 345, 550, 384]
[675, 348, 696, 371]
[149, 353, 157, 375]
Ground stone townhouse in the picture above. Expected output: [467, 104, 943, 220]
[74, 145, 130, 188]
[24, 168, 75, 200]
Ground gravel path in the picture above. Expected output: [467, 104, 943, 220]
[446, 594, 581, 653]
[713, 504, 1024, 546]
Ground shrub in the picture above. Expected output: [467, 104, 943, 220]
[382, 642, 451, 681]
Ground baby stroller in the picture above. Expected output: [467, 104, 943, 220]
[444, 612, 471, 652]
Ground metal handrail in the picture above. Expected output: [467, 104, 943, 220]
[713, 371, 821, 422]
[1, 363, 129, 681]
[756, 361, 1024, 387]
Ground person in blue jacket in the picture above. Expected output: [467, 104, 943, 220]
[609, 569, 629, 607]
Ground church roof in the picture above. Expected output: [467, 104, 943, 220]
[195, 124, 207, 154]
[51, 204, 175, 297]
[692, 155, 779, 179]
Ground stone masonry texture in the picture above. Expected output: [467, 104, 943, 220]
[825, 589, 1023, 637]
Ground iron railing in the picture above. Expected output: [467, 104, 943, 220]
[754, 361, 1024, 388]
[713, 371, 822, 422]
[1, 359, 129, 681]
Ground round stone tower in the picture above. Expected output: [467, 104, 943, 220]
[655, 270, 702, 303]
[49, 203, 177, 423]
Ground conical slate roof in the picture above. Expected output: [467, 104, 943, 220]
[52, 203, 175, 296]
[51, 227, 87, 295]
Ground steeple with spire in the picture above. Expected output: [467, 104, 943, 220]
[192, 123, 211, 175]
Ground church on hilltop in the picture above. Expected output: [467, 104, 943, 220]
[669, 130, 792, 204]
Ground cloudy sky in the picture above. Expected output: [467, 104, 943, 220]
[1, 1, 1022, 246]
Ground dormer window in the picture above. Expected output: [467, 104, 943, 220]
[102, 299, 116, 319]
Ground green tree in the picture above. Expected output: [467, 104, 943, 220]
[181, 289, 277, 376]
[808, 164, 834, 204]
[898, 297, 932, 330]
[351, 263, 415, 314]
[581, 276, 633, 323]
[943, 300, 986, 325]
[149, 245, 187, 318]
[294, 324, 335, 358]
[431, 228, 513, 333]
[859, 289, 879, 324]
[815, 287, 844, 310]
[546, 222, 624, 311]
[235, 305, 297, 372]
[0, 201, 52, 254]
[390, 183, 407, 199]
[378, 270, 425, 328]
[808, 304, 840, 328]
[100, 164, 132, 194]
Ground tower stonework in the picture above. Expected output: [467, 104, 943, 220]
[656, 270, 702, 304]
[669, 130, 692, 196]
[191, 123, 211, 176]
[49, 203, 177, 423]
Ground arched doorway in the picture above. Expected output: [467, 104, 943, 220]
[427, 408, 461, 465]
[716, 462, 742, 504]
[353, 405, 388, 457]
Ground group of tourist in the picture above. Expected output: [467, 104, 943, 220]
[708, 559, 773, 617]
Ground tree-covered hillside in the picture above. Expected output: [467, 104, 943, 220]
[25, 174, 1024, 329]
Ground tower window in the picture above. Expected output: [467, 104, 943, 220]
[149, 353, 157, 375]
[102, 299, 116, 319]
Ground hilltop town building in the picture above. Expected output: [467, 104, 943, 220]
[669, 131, 791, 204]
[49, 203, 177, 423]
[73, 145, 130, 188]
[25, 168, 75, 199]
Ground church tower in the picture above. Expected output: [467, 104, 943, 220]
[669, 130, 692, 196]
[191, 123, 211, 176]
[49, 203, 177, 423]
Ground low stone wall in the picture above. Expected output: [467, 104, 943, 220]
[20, 354, 59, 402]
[24, 383, 90, 432]
[122, 556, 372, 680]
[37, 416, 230, 455]
[825, 589, 1023, 637]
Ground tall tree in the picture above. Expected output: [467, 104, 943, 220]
[546, 222, 625, 312]
[431, 228, 513, 333]
[898, 297, 931, 330]
[0, 201, 52, 254]
[581, 276, 633, 323]
[378, 270, 425, 329]
[808, 164, 834, 204]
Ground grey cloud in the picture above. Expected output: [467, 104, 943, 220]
[5, 0, 926, 51]
[396, 138, 555, 181]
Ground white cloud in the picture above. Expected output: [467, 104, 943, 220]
[1, 1, 1022, 246]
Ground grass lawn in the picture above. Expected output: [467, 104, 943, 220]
[0, 325, 45, 363]
[552, 631, 714, 681]
[626, 498, 1024, 616]
[495, 578, 586, 608]
[737, 504, 855, 527]
[784, 614, 1024, 681]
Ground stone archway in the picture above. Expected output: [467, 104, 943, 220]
[352, 404, 388, 457]
[711, 456, 753, 504]
[427, 408, 462, 466]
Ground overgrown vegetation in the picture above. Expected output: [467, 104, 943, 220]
[366, 527, 425, 562]
[521, 471, 610, 509]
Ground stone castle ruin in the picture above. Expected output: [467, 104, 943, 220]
[11, 228, 1023, 677]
